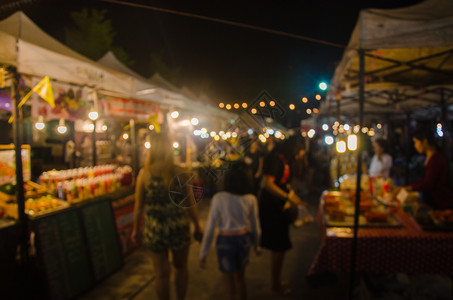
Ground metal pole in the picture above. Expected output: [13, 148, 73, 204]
[337, 97, 341, 189]
[92, 120, 97, 166]
[440, 88, 448, 157]
[349, 49, 365, 300]
[404, 113, 411, 185]
[130, 119, 139, 176]
[12, 69, 28, 266]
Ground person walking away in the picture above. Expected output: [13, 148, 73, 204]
[132, 133, 203, 300]
[199, 162, 261, 300]
[258, 136, 307, 295]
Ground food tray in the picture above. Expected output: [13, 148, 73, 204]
[324, 212, 402, 228]
[414, 210, 453, 232]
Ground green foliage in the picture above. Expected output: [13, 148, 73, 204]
[65, 8, 134, 66]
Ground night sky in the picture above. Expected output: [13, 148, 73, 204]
[2, 0, 422, 125]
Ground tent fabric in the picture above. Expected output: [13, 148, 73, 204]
[0, 12, 235, 120]
[324, 0, 453, 119]
[97, 52, 236, 120]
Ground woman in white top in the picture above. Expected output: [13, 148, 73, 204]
[369, 138, 392, 178]
[200, 162, 261, 300]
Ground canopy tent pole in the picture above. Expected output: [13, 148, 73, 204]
[336, 98, 341, 189]
[11, 68, 29, 266]
[440, 88, 448, 156]
[349, 48, 365, 300]
[404, 112, 412, 185]
[130, 119, 139, 176]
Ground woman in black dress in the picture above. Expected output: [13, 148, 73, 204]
[259, 136, 306, 295]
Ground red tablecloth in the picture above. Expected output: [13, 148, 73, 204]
[307, 198, 453, 276]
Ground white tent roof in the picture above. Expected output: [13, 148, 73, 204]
[0, 11, 138, 95]
[323, 0, 453, 120]
[97, 52, 236, 120]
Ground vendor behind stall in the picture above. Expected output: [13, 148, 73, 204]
[403, 127, 453, 209]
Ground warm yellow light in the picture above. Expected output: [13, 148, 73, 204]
[222, 135, 228, 140]
[182, 120, 190, 126]
[362, 127, 369, 133]
[233, 103, 239, 109]
[289, 104, 295, 110]
[232, 132, 237, 138]
[210, 131, 216, 137]
[368, 129, 375, 136]
[275, 131, 282, 138]
[226, 104, 232, 110]
[336, 141, 346, 153]
[35, 122, 45, 130]
[259, 101, 266, 107]
[171, 111, 179, 119]
[347, 134, 358, 151]
[302, 97, 308, 103]
[264, 133, 270, 138]
[269, 101, 275, 107]
[308, 129, 316, 138]
[313, 108, 319, 114]
[123, 133, 129, 140]
[214, 135, 220, 141]
[88, 111, 99, 120]
[57, 126, 67, 134]
[149, 124, 155, 130]
[191, 118, 199, 125]
[219, 102, 225, 108]
[201, 128, 207, 134]
[251, 108, 257, 114]
[377, 123, 382, 129]
[259, 134, 267, 143]
[315, 94, 321, 101]
[306, 108, 312, 114]
[173, 142, 179, 149]
[242, 103, 248, 108]
[145, 141, 151, 149]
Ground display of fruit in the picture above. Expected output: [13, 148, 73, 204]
[25, 195, 63, 215]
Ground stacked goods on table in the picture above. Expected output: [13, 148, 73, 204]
[414, 208, 453, 231]
[322, 190, 398, 227]
[39, 165, 134, 203]
[0, 181, 68, 219]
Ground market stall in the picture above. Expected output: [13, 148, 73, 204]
[308, 190, 453, 277]
[314, 1, 453, 297]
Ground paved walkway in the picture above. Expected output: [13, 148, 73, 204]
[77, 192, 452, 300]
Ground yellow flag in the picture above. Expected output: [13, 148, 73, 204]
[10, 76, 55, 123]
[32, 76, 55, 108]
[17, 76, 55, 109]
[148, 113, 160, 133]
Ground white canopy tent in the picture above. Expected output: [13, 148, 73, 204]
[0, 11, 137, 96]
[0, 11, 234, 122]
[97, 51, 236, 120]
[321, 0, 453, 121]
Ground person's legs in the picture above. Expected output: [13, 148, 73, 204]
[149, 250, 171, 300]
[171, 246, 190, 300]
[223, 272, 237, 300]
[233, 269, 247, 300]
[271, 250, 290, 293]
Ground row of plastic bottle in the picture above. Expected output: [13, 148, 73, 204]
[57, 173, 124, 203]
[39, 165, 118, 192]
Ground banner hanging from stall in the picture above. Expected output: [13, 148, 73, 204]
[30, 78, 90, 120]
[99, 94, 163, 121]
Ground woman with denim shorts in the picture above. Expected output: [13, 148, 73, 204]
[199, 162, 261, 300]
